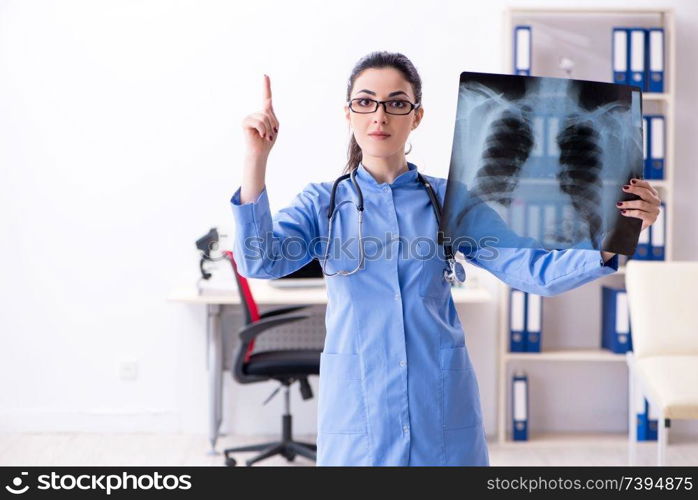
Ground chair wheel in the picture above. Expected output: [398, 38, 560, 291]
[285, 452, 297, 462]
[224, 456, 237, 467]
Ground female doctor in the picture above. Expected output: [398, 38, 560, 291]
[230, 51, 662, 466]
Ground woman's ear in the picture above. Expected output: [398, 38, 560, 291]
[412, 106, 424, 130]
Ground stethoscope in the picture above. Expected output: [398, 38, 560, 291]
[320, 167, 466, 285]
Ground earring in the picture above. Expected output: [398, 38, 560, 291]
[405, 141, 412, 155]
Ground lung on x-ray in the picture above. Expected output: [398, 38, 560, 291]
[441, 71, 644, 256]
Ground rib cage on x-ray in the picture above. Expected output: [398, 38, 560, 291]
[455, 77, 637, 250]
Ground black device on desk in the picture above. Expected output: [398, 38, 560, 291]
[195, 227, 231, 280]
[269, 258, 325, 288]
[196, 227, 220, 280]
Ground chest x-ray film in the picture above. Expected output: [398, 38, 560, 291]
[442, 71, 644, 256]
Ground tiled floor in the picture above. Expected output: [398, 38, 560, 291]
[1, 432, 696, 466]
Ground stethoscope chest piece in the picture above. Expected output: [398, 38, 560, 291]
[444, 259, 466, 285]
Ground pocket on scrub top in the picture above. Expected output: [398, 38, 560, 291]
[318, 352, 368, 434]
[440, 346, 483, 430]
[420, 255, 451, 300]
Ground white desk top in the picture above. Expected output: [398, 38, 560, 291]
[168, 279, 493, 305]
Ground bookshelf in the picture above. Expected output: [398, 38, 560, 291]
[497, 7, 675, 444]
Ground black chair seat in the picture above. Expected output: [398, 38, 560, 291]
[244, 349, 321, 377]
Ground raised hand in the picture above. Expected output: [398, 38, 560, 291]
[241, 74, 280, 158]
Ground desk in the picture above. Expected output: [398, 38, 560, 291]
[168, 279, 493, 453]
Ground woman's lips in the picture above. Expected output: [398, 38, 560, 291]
[369, 133, 391, 140]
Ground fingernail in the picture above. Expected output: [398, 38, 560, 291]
[621, 209, 627, 214]
[631, 179, 637, 184]
[623, 184, 630, 189]
[274, 127, 278, 132]
[616, 202, 622, 206]
[269, 135, 273, 140]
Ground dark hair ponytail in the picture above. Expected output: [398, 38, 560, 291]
[343, 51, 422, 175]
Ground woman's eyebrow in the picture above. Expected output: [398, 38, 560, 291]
[355, 89, 409, 98]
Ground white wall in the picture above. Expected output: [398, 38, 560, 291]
[1, 0, 697, 442]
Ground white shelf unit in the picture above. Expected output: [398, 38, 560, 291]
[497, 7, 675, 444]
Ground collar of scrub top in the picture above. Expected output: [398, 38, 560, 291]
[354, 160, 420, 190]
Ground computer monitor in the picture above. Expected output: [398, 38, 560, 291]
[269, 258, 325, 287]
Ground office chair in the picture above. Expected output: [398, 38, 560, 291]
[625, 261, 698, 466]
[221, 250, 321, 466]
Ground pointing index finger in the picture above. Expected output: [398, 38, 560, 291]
[263, 74, 273, 110]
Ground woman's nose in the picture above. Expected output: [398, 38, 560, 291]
[373, 106, 389, 123]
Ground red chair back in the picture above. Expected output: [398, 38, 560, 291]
[224, 250, 259, 362]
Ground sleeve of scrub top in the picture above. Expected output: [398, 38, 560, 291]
[229, 183, 320, 279]
[453, 192, 619, 297]
[466, 244, 619, 297]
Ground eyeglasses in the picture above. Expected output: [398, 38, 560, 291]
[347, 97, 421, 115]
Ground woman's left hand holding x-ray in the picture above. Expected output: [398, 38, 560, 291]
[601, 178, 662, 262]
[617, 178, 662, 231]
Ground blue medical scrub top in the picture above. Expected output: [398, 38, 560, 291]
[229, 161, 619, 466]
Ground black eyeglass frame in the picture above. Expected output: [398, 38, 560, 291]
[347, 97, 421, 115]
